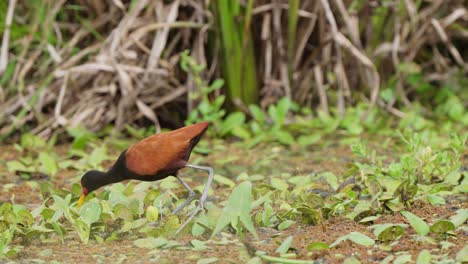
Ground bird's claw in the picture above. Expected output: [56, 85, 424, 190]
[186, 203, 204, 216]
[175, 203, 206, 235]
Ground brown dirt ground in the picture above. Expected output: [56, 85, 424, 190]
[1, 140, 467, 263]
[244, 200, 467, 263]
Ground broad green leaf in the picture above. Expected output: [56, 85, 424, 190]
[450, 209, 468, 227]
[80, 200, 101, 225]
[347, 232, 375, 246]
[21, 133, 46, 149]
[221, 112, 246, 135]
[88, 146, 108, 168]
[271, 178, 288, 191]
[120, 218, 146, 233]
[297, 134, 321, 147]
[197, 258, 218, 264]
[275, 236, 293, 254]
[74, 219, 90, 244]
[343, 256, 361, 264]
[231, 125, 251, 140]
[278, 220, 295, 230]
[307, 242, 329, 251]
[212, 182, 258, 239]
[274, 130, 294, 145]
[144, 190, 161, 206]
[249, 105, 265, 124]
[427, 194, 445, 205]
[214, 174, 236, 187]
[39, 152, 58, 175]
[6, 160, 33, 173]
[113, 204, 133, 221]
[12, 205, 33, 226]
[401, 211, 429, 236]
[416, 249, 431, 264]
[146, 206, 159, 222]
[429, 220, 455, 234]
[393, 254, 412, 264]
[133, 237, 168, 249]
[331, 232, 375, 247]
[456, 245, 468, 263]
[191, 239, 209, 251]
[374, 224, 404, 242]
[274, 97, 291, 126]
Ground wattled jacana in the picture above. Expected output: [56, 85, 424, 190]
[77, 121, 213, 234]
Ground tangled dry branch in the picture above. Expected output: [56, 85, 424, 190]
[0, 0, 466, 139]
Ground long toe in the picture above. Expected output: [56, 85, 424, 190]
[176, 204, 204, 235]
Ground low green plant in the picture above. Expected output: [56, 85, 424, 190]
[6, 133, 58, 179]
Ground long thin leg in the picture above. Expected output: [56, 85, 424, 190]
[175, 164, 214, 235]
[172, 176, 195, 214]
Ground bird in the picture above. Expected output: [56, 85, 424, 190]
[77, 121, 213, 234]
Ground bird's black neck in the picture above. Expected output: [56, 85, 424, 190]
[87, 151, 130, 192]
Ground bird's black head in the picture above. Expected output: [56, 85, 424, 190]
[78, 170, 107, 207]
[77, 151, 129, 207]
[81, 170, 107, 194]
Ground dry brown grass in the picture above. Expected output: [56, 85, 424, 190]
[0, 0, 466, 139]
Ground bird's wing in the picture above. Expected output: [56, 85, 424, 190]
[124, 122, 209, 176]
[125, 133, 189, 176]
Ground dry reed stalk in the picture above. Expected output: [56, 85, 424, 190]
[0, 1, 466, 139]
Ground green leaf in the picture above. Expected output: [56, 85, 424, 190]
[347, 232, 375, 246]
[133, 237, 168, 249]
[74, 219, 90, 244]
[212, 181, 258, 239]
[191, 239, 209, 251]
[306, 242, 329, 251]
[278, 220, 295, 230]
[343, 256, 361, 264]
[450, 209, 468, 227]
[429, 220, 455, 234]
[401, 211, 429, 236]
[145, 206, 159, 222]
[393, 254, 412, 264]
[331, 232, 375, 247]
[221, 112, 246, 136]
[6, 160, 33, 173]
[274, 130, 294, 145]
[113, 204, 133, 221]
[39, 152, 58, 175]
[271, 178, 288, 191]
[275, 236, 293, 254]
[372, 224, 405, 242]
[144, 190, 161, 206]
[249, 105, 265, 124]
[297, 134, 321, 147]
[231, 125, 251, 140]
[416, 249, 431, 264]
[79, 200, 101, 225]
[197, 258, 219, 264]
[120, 218, 146, 233]
[274, 97, 291, 126]
[456, 245, 468, 263]
[21, 133, 46, 149]
[214, 174, 236, 188]
[427, 194, 445, 205]
[87, 146, 108, 168]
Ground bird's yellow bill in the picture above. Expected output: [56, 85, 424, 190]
[77, 193, 86, 207]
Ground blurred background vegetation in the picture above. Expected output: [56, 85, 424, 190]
[0, 0, 466, 141]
